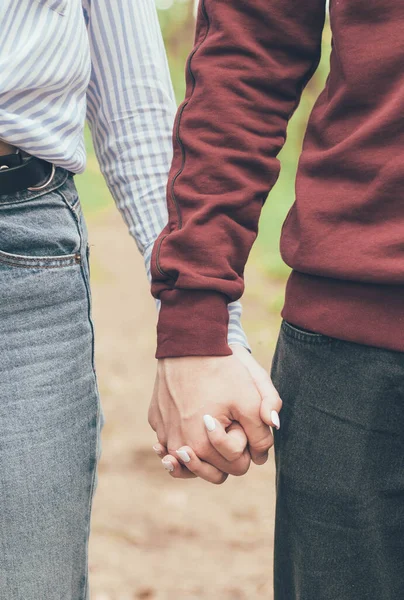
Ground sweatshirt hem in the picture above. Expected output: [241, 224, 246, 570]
[282, 270, 404, 354]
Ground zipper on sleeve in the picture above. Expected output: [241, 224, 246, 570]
[155, 0, 210, 279]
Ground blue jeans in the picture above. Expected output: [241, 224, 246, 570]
[272, 321, 404, 600]
[0, 169, 103, 599]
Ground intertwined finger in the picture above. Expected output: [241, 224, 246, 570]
[232, 394, 274, 465]
[226, 346, 282, 465]
[259, 382, 282, 430]
[152, 442, 167, 458]
[161, 454, 197, 479]
[241, 415, 273, 465]
[175, 446, 228, 485]
[203, 416, 247, 462]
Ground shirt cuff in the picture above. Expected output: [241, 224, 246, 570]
[227, 300, 251, 352]
[146, 245, 250, 356]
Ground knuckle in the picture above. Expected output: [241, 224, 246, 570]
[252, 442, 271, 456]
[228, 458, 250, 477]
[232, 463, 249, 477]
[252, 452, 269, 466]
[252, 434, 273, 454]
[271, 394, 283, 411]
[228, 447, 244, 462]
[243, 403, 259, 418]
[213, 474, 228, 486]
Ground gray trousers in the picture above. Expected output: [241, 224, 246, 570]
[272, 320, 404, 600]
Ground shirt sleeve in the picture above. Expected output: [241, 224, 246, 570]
[151, 0, 327, 358]
[82, 0, 250, 351]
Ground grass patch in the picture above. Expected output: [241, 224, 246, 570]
[75, 128, 113, 216]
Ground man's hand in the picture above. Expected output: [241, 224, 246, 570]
[149, 346, 282, 484]
[229, 344, 282, 430]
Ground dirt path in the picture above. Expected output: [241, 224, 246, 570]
[87, 207, 283, 600]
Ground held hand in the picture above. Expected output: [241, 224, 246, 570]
[153, 420, 248, 484]
[149, 347, 282, 483]
[229, 344, 282, 431]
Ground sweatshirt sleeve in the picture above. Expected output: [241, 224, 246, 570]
[151, 0, 327, 358]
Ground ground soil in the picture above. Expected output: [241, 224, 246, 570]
[88, 207, 283, 600]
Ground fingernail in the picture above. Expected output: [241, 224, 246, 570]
[271, 410, 281, 430]
[153, 445, 163, 456]
[203, 414, 216, 432]
[162, 460, 174, 472]
[176, 449, 191, 463]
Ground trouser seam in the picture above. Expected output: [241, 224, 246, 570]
[58, 186, 101, 600]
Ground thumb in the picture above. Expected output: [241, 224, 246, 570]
[254, 374, 282, 431]
[230, 344, 282, 429]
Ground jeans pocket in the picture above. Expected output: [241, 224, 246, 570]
[0, 173, 83, 269]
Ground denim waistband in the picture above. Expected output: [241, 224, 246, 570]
[0, 167, 71, 205]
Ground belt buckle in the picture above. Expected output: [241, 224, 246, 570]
[27, 163, 56, 191]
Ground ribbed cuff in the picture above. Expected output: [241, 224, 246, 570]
[156, 289, 232, 358]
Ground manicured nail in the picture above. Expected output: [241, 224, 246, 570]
[271, 410, 281, 430]
[176, 449, 191, 463]
[153, 445, 163, 456]
[162, 460, 174, 472]
[203, 414, 216, 432]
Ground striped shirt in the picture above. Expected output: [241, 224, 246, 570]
[0, 0, 248, 349]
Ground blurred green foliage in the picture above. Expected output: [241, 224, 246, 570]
[75, 128, 111, 215]
[157, 1, 196, 103]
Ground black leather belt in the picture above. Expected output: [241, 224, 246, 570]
[0, 153, 55, 195]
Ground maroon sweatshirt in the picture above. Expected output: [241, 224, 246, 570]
[151, 0, 404, 358]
